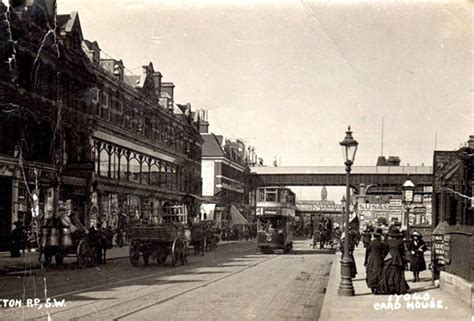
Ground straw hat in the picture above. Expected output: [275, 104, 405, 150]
[411, 231, 422, 238]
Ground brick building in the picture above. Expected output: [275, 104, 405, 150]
[0, 0, 202, 250]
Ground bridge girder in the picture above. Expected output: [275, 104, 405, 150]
[250, 173, 432, 194]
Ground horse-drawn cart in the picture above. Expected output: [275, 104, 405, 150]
[128, 223, 188, 267]
[39, 227, 103, 268]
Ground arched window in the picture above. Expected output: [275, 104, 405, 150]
[99, 144, 110, 177]
[129, 153, 141, 183]
[119, 149, 128, 180]
[110, 147, 119, 179]
[142, 157, 151, 185]
[150, 160, 160, 186]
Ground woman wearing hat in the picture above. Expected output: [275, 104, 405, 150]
[364, 228, 386, 294]
[378, 225, 409, 294]
[408, 231, 427, 282]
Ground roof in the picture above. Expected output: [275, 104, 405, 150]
[124, 75, 140, 87]
[201, 133, 225, 157]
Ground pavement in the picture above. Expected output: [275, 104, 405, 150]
[0, 240, 242, 274]
[319, 245, 473, 321]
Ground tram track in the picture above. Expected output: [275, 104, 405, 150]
[1, 242, 250, 300]
[16, 243, 265, 320]
[113, 254, 279, 320]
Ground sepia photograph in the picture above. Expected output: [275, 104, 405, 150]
[0, 0, 473, 320]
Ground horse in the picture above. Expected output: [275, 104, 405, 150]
[312, 217, 334, 249]
[190, 225, 205, 256]
[87, 227, 114, 265]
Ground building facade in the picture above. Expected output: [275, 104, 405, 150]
[431, 135, 474, 283]
[199, 111, 252, 227]
[0, 1, 202, 250]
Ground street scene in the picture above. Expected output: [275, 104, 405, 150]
[0, 0, 473, 320]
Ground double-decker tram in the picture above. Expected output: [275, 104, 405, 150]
[256, 187, 296, 254]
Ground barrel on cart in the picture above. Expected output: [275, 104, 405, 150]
[39, 227, 100, 268]
[127, 223, 188, 267]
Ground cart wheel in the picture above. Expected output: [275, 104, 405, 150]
[130, 243, 140, 267]
[171, 239, 178, 267]
[172, 239, 185, 267]
[77, 240, 91, 269]
[56, 254, 64, 265]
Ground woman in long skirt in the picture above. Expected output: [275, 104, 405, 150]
[364, 228, 386, 294]
[378, 226, 409, 295]
[408, 231, 427, 282]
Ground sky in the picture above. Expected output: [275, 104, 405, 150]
[57, 0, 473, 200]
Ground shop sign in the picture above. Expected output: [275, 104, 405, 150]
[432, 234, 451, 265]
[389, 199, 402, 207]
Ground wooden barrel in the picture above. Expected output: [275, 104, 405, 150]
[61, 227, 73, 247]
[48, 228, 59, 246]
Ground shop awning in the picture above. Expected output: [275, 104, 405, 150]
[185, 193, 210, 203]
[230, 205, 249, 225]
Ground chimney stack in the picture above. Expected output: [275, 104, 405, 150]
[468, 135, 474, 148]
[199, 110, 209, 134]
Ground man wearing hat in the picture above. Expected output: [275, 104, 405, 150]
[408, 231, 428, 282]
[378, 225, 409, 294]
[10, 221, 26, 257]
[364, 228, 386, 294]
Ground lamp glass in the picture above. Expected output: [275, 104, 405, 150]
[402, 179, 415, 203]
[339, 126, 359, 164]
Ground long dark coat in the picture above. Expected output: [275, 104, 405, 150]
[408, 238, 427, 272]
[378, 238, 409, 294]
[364, 239, 386, 288]
[340, 232, 357, 278]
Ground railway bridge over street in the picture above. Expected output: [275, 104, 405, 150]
[249, 165, 433, 195]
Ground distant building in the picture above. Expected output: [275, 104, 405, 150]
[376, 156, 401, 166]
[199, 111, 252, 227]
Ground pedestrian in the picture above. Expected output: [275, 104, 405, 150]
[340, 230, 357, 278]
[362, 227, 372, 248]
[378, 226, 409, 295]
[364, 228, 386, 294]
[10, 221, 26, 257]
[408, 231, 428, 282]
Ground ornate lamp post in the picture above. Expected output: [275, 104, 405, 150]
[338, 126, 358, 296]
[341, 195, 346, 227]
[402, 178, 415, 237]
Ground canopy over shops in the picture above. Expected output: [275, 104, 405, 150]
[230, 205, 249, 226]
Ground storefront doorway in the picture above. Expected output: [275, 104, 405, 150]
[0, 177, 12, 251]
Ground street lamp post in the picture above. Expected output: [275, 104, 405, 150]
[341, 195, 346, 227]
[402, 178, 415, 237]
[338, 126, 358, 297]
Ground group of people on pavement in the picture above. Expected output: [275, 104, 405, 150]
[363, 225, 428, 295]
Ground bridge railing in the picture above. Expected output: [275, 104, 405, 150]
[250, 166, 433, 175]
